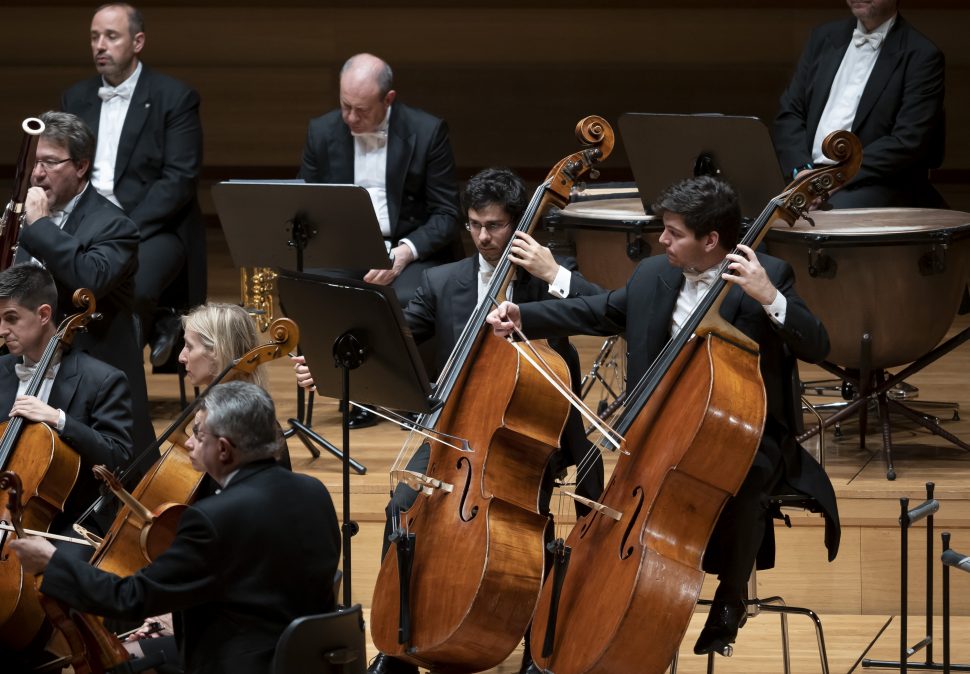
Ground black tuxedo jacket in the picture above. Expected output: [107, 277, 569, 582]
[519, 253, 840, 562]
[773, 14, 946, 207]
[62, 65, 206, 302]
[0, 349, 132, 530]
[298, 102, 460, 261]
[17, 185, 155, 454]
[403, 254, 603, 373]
[41, 460, 341, 674]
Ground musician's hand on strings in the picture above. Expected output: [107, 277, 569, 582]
[722, 244, 778, 305]
[291, 355, 316, 391]
[486, 301, 522, 338]
[9, 395, 60, 426]
[24, 186, 50, 226]
[8, 537, 56, 575]
[365, 244, 414, 286]
[508, 232, 559, 283]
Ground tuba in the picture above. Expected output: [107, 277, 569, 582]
[240, 266, 277, 332]
[1, 118, 45, 270]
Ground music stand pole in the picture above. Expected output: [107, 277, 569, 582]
[280, 212, 367, 472]
[334, 331, 366, 608]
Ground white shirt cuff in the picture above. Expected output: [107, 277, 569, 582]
[548, 266, 572, 298]
[56, 409, 66, 433]
[399, 238, 419, 261]
[762, 290, 787, 326]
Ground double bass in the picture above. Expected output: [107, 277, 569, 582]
[370, 116, 614, 672]
[527, 131, 862, 674]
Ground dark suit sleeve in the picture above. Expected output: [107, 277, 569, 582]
[773, 27, 825, 177]
[520, 288, 627, 340]
[41, 505, 222, 621]
[59, 364, 133, 474]
[851, 46, 945, 183]
[771, 262, 830, 364]
[18, 210, 138, 299]
[402, 268, 438, 344]
[126, 87, 203, 241]
[401, 119, 460, 258]
[297, 119, 326, 182]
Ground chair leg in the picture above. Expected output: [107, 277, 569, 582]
[757, 602, 831, 674]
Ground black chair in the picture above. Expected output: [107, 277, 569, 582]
[272, 604, 366, 674]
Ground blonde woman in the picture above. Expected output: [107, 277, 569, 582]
[178, 302, 266, 389]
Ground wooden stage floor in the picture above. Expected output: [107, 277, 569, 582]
[142, 228, 970, 673]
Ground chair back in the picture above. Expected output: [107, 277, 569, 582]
[272, 604, 366, 674]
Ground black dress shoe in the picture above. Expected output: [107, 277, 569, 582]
[366, 652, 418, 674]
[347, 407, 379, 429]
[150, 311, 183, 368]
[693, 597, 747, 656]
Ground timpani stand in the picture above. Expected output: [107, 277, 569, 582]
[766, 208, 970, 480]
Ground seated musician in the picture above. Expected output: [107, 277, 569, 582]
[122, 302, 282, 671]
[0, 263, 133, 540]
[0, 263, 133, 670]
[179, 302, 267, 389]
[487, 175, 840, 658]
[294, 167, 606, 674]
[11, 381, 341, 674]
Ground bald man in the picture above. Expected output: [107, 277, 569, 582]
[298, 53, 461, 307]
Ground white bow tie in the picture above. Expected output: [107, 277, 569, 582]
[683, 267, 719, 288]
[15, 362, 56, 383]
[852, 28, 884, 50]
[98, 85, 132, 102]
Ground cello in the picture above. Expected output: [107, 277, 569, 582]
[370, 116, 614, 672]
[526, 130, 862, 674]
[0, 289, 96, 650]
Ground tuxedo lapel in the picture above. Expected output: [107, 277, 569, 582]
[0, 357, 20, 418]
[49, 350, 82, 414]
[329, 124, 355, 184]
[114, 69, 152, 183]
[854, 19, 907, 133]
[386, 109, 414, 236]
[646, 265, 682, 359]
[75, 78, 103, 139]
[809, 20, 854, 134]
[449, 257, 478, 345]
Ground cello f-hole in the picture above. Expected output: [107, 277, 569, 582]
[456, 457, 478, 523]
[619, 486, 644, 560]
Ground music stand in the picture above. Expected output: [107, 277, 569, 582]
[212, 181, 390, 468]
[619, 113, 785, 218]
[277, 270, 436, 608]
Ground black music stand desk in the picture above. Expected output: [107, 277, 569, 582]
[212, 181, 390, 468]
[619, 113, 785, 218]
[277, 270, 436, 608]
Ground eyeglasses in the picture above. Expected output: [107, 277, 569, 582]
[466, 220, 512, 233]
[34, 158, 72, 171]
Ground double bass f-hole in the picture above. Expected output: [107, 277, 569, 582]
[456, 457, 478, 523]
[619, 486, 644, 560]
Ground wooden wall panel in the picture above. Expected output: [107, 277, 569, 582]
[2, 4, 967, 206]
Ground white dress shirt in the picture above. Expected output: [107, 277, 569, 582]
[812, 16, 896, 165]
[476, 255, 573, 306]
[671, 264, 788, 338]
[93, 61, 143, 207]
[15, 357, 65, 432]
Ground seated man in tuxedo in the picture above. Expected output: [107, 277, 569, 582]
[61, 2, 205, 362]
[773, 0, 946, 208]
[20, 110, 155, 458]
[488, 175, 840, 658]
[0, 264, 133, 670]
[296, 167, 605, 674]
[11, 381, 341, 674]
[298, 52, 461, 308]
